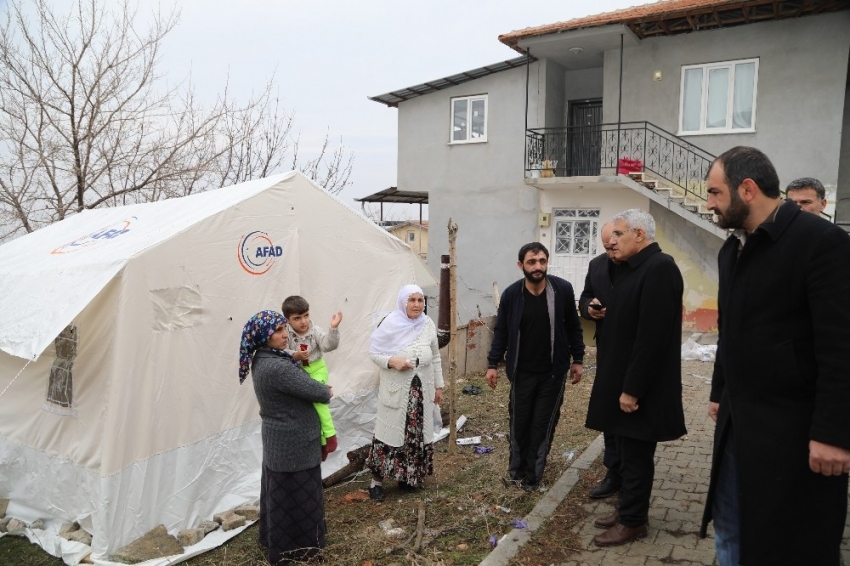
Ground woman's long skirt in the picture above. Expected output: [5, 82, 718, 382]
[258, 463, 326, 564]
[365, 374, 434, 487]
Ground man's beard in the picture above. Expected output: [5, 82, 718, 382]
[715, 190, 749, 229]
[523, 266, 547, 283]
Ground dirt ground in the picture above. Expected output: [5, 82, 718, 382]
[1, 347, 608, 566]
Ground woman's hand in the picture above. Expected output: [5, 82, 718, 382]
[387, 356, 414, 371]
[328, 385, 334, 398]
[434, 388, 443, 405]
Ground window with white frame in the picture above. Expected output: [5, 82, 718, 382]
[553, 209, 600, 256]
[450, 95, 487, 143]
[679, 58, 758, 135]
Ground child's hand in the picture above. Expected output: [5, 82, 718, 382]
[292, 349, 309, 361]
[330, 311, 343, 329]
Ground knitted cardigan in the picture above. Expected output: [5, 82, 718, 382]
[251, 348, 332, 472]
[370, 318, 445, 447]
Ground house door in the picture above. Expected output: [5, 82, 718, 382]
[566, 100, 603, 176]
[548, 209, 600, 287]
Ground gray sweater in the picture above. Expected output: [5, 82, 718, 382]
[251, 348, 332, 472]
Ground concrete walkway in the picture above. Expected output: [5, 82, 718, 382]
[481, 368, 850, 566]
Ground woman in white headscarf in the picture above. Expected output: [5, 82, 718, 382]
[365, 284, 444, 501]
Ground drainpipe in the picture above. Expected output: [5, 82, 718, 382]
[524, 49, 531, 175]
[617, 33, 624, 173]
[437, 255, 451, 348]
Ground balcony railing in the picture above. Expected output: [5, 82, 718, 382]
[526, 121, 716, 203]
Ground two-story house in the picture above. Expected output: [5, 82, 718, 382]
[370, 0, 850, 332]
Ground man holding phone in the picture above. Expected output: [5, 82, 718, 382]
[579, 221, 623, 499]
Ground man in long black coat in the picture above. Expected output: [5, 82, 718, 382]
[585, 209, 686, 547]
[700, 146, 850, 566]
[579, 221, 622, 499]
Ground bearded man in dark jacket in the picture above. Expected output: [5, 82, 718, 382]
[700, 146, 850, 566]
[585, 209, 686, 547]
[486, 242, 585, 492]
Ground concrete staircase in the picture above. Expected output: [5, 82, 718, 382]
[626, 171, 716, 224]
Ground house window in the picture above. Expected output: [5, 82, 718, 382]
[553, 209, 600, 256]
[679, 58, 758, 135]
[450, 95, 487, 144]
[407, 231, 416, 243]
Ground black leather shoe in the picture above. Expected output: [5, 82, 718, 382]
[589, 473, 621, 499]
[368, 485, 385, 501]
[521, 481, 538, 493]
[398, 480, 417, 492]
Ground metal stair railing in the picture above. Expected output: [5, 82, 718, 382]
[526, 121, 716, 204]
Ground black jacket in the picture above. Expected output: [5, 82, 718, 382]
[700, 201, 850, 565]
[585, 243, 686, 442]
[579, 252, 616, 342]
[487, 275, 584, 381]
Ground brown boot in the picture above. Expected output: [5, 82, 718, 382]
[593, 522, 648, 547]
[593, 511, 619, 529]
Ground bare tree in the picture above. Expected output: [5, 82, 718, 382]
[0, 0, 353, 240]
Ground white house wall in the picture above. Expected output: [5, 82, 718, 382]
[601, 12, 850, 188]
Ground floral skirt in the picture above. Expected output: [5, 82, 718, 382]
[366, 374, 434, 487]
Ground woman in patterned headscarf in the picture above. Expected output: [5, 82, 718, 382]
[364, 285, 444, 501]
[239, 310, 332, 563]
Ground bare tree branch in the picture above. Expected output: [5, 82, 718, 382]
[0, 0, 354, 240]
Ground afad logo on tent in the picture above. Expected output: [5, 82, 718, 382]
[238, 231, 283, 275]
[51, 217, 136, 255]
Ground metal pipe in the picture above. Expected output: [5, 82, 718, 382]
[437, 254, 451, 348]
[617, 33, 624, 173]
[524, 49, 531, 173]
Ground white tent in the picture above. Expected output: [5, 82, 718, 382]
[0, 172, 435, 564]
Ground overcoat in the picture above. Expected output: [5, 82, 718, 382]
[578, 252, 615, 341]
[699, 201, 850, 565]
[585, 243, 686, 442]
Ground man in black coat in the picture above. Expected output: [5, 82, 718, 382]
[700, 146, 850, 566]
[579, 221, 622, 499]
[585, 209, 686, 547]
[486, 242, 585, 492]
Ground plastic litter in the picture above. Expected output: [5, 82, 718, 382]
[473, 446, 493, 454]
[462, 384, 483, 395]
[456, 436, 481, 446]
[489, 534, 498, 548]
[511, 519, 528, 529]
[681, 337, 717, 362]
[563, 449, 575, 461]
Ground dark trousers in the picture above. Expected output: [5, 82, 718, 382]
[603, 432, 622, 480]
[616, 435, 657, 527]
[508, 370, 567, 484]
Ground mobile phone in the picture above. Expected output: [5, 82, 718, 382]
[589, 303, 604, 310]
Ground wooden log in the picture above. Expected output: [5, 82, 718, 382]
[321, 445, 370, 488]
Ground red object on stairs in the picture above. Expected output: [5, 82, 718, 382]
[617, 157, 643, 175]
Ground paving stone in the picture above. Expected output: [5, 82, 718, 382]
[177, 528, 205, 547]
[199, 520, 219, 534]
[6, 518, 26, 532]
[66, 529, 93, 545]
[625, 540, 672, 558]
[671, 544, 717, 563]
[0, 499, 8, 517]
[233, 505, 259, 521]
[654, 530, 699, 549]
[59, 522, 80, 536]
[221, 513, 246, 531]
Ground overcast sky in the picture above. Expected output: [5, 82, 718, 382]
[4, 0, 645, 218]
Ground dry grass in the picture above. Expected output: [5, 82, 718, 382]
[3, 350, 602, 566]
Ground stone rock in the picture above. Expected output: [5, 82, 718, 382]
[6, 518, 26, 532]
[199, 520, 219, 535]
[177, 528, 205, 547]
[30, 518, 45, 530]
[385, 527, 406, 539]
[66, 530, 93, 545]
[212, 511, 231, 525]
[378, 519, 395, 531]
[109, 525, 183, 564]
[221, 513, 246, 531]
[0, 517, 11, 532]
[0, 499, 8, 517]
[59, 522, 80, 536]
[233, 505, 259, 521]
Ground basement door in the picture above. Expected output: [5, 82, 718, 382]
[548, 208, 600, 288]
